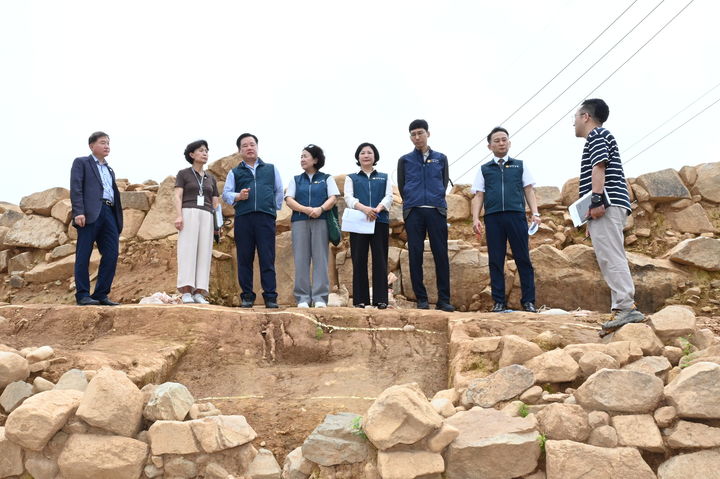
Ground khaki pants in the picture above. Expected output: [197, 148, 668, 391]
[177, 208, 214, 294]
[588, 206, 635, 311]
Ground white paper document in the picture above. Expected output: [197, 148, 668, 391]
[341, 208, 376, 234]
[569, 190, 612, 227]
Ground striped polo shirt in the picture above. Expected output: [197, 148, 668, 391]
[579, 127, 631, 213]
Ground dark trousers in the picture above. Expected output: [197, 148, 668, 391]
[234, 212, 277, 302]
[405, 208, 451, 304]
[74, 203, 119, 301]
[350, 222, 389, 305]
[484, 211, 535, 304]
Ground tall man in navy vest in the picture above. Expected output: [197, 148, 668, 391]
[70, 131, 124, 306]
[471, 127, 541, 313]
[222, 133, 284, 308]
[574, 99, 644, 330]
[397, 119, 455, 312]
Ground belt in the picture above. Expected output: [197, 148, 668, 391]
[103, 199, 114, 207]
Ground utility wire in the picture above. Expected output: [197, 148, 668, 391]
[623, 95, 720, 165]
[622, 80, 720, 153]
[506, 0, 696, 164]
[450, 0, 648, 174]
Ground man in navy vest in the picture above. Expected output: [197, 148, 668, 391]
[471, 127, 541, 313]
[397, 119, 454, 312]
[70, 131, 124, 306]
[222, 133, 284, 308]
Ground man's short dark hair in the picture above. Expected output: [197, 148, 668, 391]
[580, 99, 610, 123]
[304, 144, 326, 171]
[88, 131, 109, 145]
[236, 133, 259, 149]
[487, 126, 509, 143]
[354, 142, 380, 166]
[184, 139, 209, 164]
[409, 119, 429, 132]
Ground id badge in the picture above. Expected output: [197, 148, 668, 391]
[196, 195, 204, 207]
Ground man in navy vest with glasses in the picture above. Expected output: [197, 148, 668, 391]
[397, 119, 455, 312]
[222, 133, 284, 308]
[471, 127, 541, 313]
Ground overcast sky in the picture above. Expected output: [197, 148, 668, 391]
[1, 0, 717, 204]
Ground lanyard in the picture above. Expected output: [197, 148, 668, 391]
[192, 168, 205, 197]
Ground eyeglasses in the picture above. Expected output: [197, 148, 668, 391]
[572, 111, 590, 124]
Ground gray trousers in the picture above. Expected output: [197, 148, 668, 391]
[291, 219, 329, 305]
[588, 206, 636, 311]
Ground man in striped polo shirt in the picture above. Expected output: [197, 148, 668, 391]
[574, 98, 644, 329]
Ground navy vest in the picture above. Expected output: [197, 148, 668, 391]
[480, 158, 526, 215]
[399, 149, 447, 210]
[291, 172, 331, 222]
[232, 160, 277, 217]
[349, 170, 389, 224]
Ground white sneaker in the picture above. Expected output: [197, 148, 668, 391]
[314, 301, 327, 308]
[181, 293, 194, 304]
[297, 302, 310, 308]
[193, 293, 209, 304]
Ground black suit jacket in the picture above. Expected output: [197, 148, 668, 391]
[70, 155, 124, 233]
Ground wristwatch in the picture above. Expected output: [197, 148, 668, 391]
[532, 213, 540, 217]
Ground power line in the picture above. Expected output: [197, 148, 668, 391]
[453, 0, 669, 182]
[509, 0, 696, 162]
[622, 80, 720, 153]
[623, 95, 720, 165]
[448, 0, 640, 169]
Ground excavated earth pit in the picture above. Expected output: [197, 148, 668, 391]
[0, 304, 603, 459]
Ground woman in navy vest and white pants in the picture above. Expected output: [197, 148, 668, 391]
[344, 143, 393, 309]
[285, 145, 339, 308]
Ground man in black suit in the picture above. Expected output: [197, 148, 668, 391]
[70, 131, 124, 305]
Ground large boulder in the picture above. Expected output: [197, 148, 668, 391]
[0, 209, 24, 228]
[446, 194, 470, 221]
[147, 420, 199, 455]
[25, 251, 100, 284]
[574, 369, 664, 413]
[4, 389, 83, 450]
[545, 440, 655, 478]
[119, 190, 153, 211]
[282, 447, 314, 479]
[50, 199, 73, 224]
[4, 215, 66, 249]
[19, 187, 70, 216]
[536, 403, 590, 442]
[692, 161, 720, 203]
[658, 449, 720, 479]
[0, 380, 33, 413]
[143, 381, 195, 421]
[498, 335, 543, 368]
[377, 450, 445, 479]
[666, 420, 720, 449]
[664, 362, 720, 418]
[57, 434, 148, 479]
[561, 177, 580, 206]
[120, 209, 146, 240]
[535, 186, 562, 208]
[189, 415, 257, 453]
[301, 412, 371, 466]
[136, 176, 178, 240]
[666, 237, 720, 271]
[0, 352, 30, 388]
[76, 368, 144, 437]
[464, 364, 535, 408]
[443, 407, 540, 479]
[611, 323, 663, 356]
[665, 203, 715, 234]
[363, 383, 442, 450]
[524, 348, 580, 383]
[0, 427, 23, 477]
[247, 448, 282, 479]
[635, 169, 690, 202]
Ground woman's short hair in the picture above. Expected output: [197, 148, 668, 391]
[304, 144, 325, 170]
[184, 140, 209, 164]
[354, 142, 380, 166]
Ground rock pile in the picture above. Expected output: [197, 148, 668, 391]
[0, 348, 278, 479]
[1, 160, 719, 311]
[277, 304, 720, 478]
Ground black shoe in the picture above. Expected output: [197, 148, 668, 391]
[265, 302, 279, 309]
[522, 302, 537, 313]
[354, 303, 366, 308]
[241, 299, 254, 308]
[436, 302, 455, 312]
[96, 298, 120, 306]
[375, 303, 388, 310]
[417, 300, 430, 310]
[491, 302, 506, 312]
[77, 297, 100, 306]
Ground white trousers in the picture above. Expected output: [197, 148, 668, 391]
[177, 208, 214, 294]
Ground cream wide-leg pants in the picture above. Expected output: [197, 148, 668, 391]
[176, 207, 214, 294]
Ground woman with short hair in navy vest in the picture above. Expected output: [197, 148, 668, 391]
[344, 143, 393, 309]
[284, 145, 340, 308]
